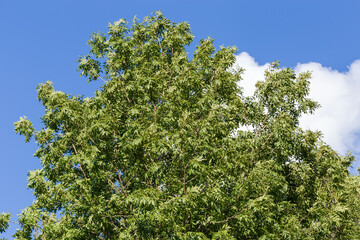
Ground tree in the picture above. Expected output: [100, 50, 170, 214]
[3, 11, 360, 239]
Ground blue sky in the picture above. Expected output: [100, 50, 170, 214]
[1, 0, 359, 237]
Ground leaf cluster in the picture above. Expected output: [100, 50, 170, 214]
[4, 11, 360, 239]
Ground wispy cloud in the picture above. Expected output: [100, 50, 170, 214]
[235, 52, 360, 159]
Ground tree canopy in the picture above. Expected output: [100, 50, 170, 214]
[3, 11, 360, 239]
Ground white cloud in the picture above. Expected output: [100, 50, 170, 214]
[234, 52, 270, 97]
[296, 60, 360, 155]
[235, 52, 360, 159]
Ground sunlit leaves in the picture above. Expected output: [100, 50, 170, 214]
[0, 213, 11, 234]
[6, 11, 360, 239]
[14, 116, 34, 143]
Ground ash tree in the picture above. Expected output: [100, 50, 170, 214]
[3, 11, 360, 239]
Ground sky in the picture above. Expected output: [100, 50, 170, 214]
[1, 0, 360, 237]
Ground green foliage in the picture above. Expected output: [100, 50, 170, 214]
[4, 11, 360, 239]
[0, 212, 11, 240]
[14, 117, 34, 143]
[0, 213, 11, 233]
